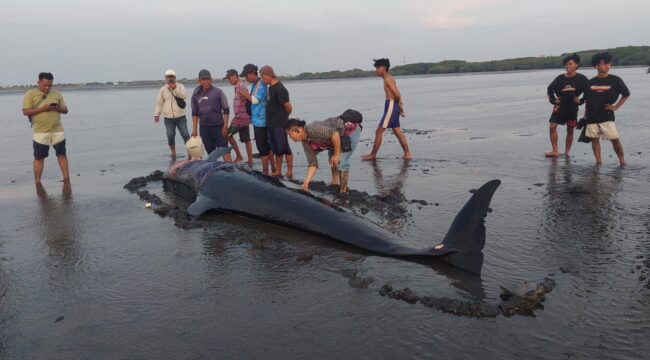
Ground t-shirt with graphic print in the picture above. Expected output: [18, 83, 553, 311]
[547, 73, 588, 121]
[584, 75, 630, 124]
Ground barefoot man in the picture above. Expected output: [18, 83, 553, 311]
[584, 52, 630, 167]
[545, 53, 588, 157]
[362, 58, 412, 160]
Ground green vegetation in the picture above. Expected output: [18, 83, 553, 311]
[2, 46, 648, 92]
[286, 46, 650, 80]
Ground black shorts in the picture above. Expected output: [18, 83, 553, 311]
[549, 113, 577, 127]
[254, 126, 270, 157]
[267, 127, 292, 156]
[33, 140, 66, 160]
[236, 125, 251, 143]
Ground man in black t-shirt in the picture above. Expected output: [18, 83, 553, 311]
[584, 52, 630, 166]
[545, 53, 588, 157]
[261, 65, 294, 177]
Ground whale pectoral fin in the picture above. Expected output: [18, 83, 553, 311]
[187, 194, 222, 217]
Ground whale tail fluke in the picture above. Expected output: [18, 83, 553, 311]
[437, 179, 501, 274]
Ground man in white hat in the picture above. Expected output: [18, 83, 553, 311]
[154, 69, 189, 158]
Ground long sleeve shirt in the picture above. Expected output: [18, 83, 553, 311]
[191, 85, 229, 126]
[154, 84, 187, 119]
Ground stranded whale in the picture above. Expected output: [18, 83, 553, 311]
[164, 149, 500, 274]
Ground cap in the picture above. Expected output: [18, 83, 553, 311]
[164, 69, 176, 77]
[198, 69, 211, 79]
[259, 65, 275, 77]
[223, 69, 238, 80]
[239, 64, 258, 77]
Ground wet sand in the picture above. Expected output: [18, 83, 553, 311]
[1, 68, 649, 359]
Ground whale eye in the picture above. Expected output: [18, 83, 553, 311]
[434, 244, 445, 251]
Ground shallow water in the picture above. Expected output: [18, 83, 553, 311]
[1, 68, 649, 359]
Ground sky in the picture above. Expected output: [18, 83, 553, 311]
[1, 0, 648, 86]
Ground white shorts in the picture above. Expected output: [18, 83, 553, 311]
[33, 132, 65, 145]
[586, 121, 619, 140]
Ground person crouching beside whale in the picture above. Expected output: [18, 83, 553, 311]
[285, 109, 363, 193]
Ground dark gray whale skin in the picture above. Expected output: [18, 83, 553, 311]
[168, 151, 500, 274]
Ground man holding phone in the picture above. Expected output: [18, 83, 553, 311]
[154, 69, 189, 158]
[22, 72, 69, 184]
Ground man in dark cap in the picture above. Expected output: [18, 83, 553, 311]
[362, 58, 412, 160]
[190, 69, 232, 161]
[545, 53, 589, 157]
[583, 52, 630, 166]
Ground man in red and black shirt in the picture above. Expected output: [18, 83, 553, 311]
[545, 53, 588, 157]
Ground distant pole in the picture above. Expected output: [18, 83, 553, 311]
[403, 55, 406, 65]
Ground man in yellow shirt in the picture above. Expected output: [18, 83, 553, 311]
[22, 72, 70, 184]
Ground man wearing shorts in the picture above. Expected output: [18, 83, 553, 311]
[239, 64, 274, 174]
[224, 69, 252, 165]
[362, 58, 412, 160]
[190, 69, 232, 161]
[22, 72, 70, 184]
[584, 52, 630, 166]
[261, 65, 293, 177]
[545, 53, 588, 157]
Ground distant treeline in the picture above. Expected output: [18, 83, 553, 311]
[2, 46, 648, 91]
[288, 46, 650, 80]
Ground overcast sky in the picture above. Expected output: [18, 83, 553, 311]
[1, 0, 648, 85]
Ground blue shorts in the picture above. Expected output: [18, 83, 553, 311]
[200, 125, 228, 155]
[378, 100, 400, 129]
[267, 127, 292, 156]
[33, 140, 66, 160]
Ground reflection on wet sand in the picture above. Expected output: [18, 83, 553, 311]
[370, 160, 410, 233]
[34, 182, 84, 283]
[542, 159, 623, 279]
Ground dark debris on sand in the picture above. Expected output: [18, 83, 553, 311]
[340, 269, 375, 289]
[124, 170, 164, 192]
[379, 278, 556, 318]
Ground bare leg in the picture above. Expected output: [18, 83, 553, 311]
[611, 138, 626, 167]
[229, 137, 243, 162]
[272, 155, 283, 177]
[545, 123, 559, 157]
[169, 144, 176, 157]
[34, 158, 45, 184]
[261, 155, 270, 175]
[565, 126, 575, 156]
[245, 140, 253, 166]
[223, 152, 233, 163]
[330, 165, 339, 185]
[57, 155, 70, 183]
[286, 154, 293, 178]
[269, 152, 277, 173]
[392, 127, 412, 159]
[591, 138, 602, 165]
[362, 127, 386, 160]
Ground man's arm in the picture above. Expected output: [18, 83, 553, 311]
[301, 141, 318, 190]
[22, 104, 52, 117]
[191, 92, 199, 137]
[547, 78, 559, 105]
[154, 89, 164, 121]
[283, 101, 292, 115]
[386, 77, 405, 116]
[328, 132, 341, 169]
[606, 96, 629, 112]
[171, 83, 187, 99]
